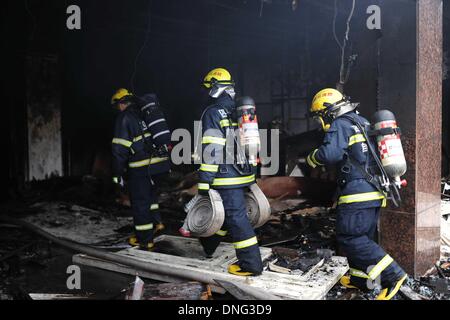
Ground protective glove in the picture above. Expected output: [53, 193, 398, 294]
[113, 176, 125, 188]
[306, 149, 320, 169]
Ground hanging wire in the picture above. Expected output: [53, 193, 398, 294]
[129, 0, 153, 92]
[333, 0, 356, 88]
[339, 0, 356, 84]
[332, 0, 343, 50]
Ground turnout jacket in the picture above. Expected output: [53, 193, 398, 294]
[112, 95, 171, 178]
[307, 112, 386, 209]
[197, 94, 256, 191]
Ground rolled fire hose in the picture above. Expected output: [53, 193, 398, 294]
[246, 184, 272, 229]
[182, 184, 271, 237]
[182, 190, 225, 238]
[0, 216, 280, 300]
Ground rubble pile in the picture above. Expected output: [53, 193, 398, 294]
[0, 173, 449, 300]
[257, 203, 336, 252]
[0, 226, 53, 300]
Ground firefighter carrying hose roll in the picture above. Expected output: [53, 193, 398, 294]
[307, 88, 407, 300]
[197, 68, 263, 276]
[111, 88, 171, 251]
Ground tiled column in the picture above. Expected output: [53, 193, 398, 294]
[378, 0, 442, 277]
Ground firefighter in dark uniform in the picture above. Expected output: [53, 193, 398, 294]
[197, 68, 263, 276]
[111, 88, 171, 251]
[307, 88, 408, 300]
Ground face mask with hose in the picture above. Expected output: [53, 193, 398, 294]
[314, 98, 360, 132]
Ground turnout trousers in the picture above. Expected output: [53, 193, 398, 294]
[128, 171, 162, 245]
[336, 206, 406, 288]
[200, 188, 263, 274]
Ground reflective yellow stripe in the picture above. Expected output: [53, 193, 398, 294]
[198, 183, 210, 191]
[130, 160, 149, 168]
[216, 230, 228, 236]
[212, 175, 255, 186]
[202, 136, 226, 145]
[129, 157, 169, 168]
[133, 133, 151, 142]
[338, 191, 385, 205]
[150, 204, 159, 211]
[220, 119, 231, 128]
[135, 223, 153, 231]
[219, 120, 238, 128]
[348, 134, 366, 146]
[234, 236, 258, 249]
[112, 138, 132, 148]
[349, 268, 369, 279]
[307, 153, 317, 168]
[368, 255, 394, 280]
[310, 149, 323, 166]
[200, 164, 219, 172]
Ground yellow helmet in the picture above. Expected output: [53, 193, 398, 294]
[203, 68, 234, 89]
[311, 88, 352, 132]
[111, 88, 133, 105]
[311, 88, 344, 113]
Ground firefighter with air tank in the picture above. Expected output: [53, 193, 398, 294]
[307, 88, 408, 300]
[195, 68, 264, 276]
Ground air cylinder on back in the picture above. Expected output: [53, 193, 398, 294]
[236, 96, 260, 165]
[372, 110, 407, 183]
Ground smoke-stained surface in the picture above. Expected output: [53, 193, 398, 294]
[1, 0, 450, 300]
[4, 0, 449, 179]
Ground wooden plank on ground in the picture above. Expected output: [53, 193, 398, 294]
[73, 235, 348, 300]
[28, 293, 92, 300]
[126, 281, 212, 300]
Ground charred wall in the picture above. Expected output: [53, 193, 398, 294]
[4, 1, 28, 198]
[26, 55, 63, 180]
[5, 0, 446, 187]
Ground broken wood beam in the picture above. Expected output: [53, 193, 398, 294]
[129, 281, 212, 300]
[0, 218, 284, 299]
[399, 286, 430, 301]
[214, 279, 282, 300]
[261, 236, 298, 247]
[126, 276, 145, 300]
[28, 293, 92, 300]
